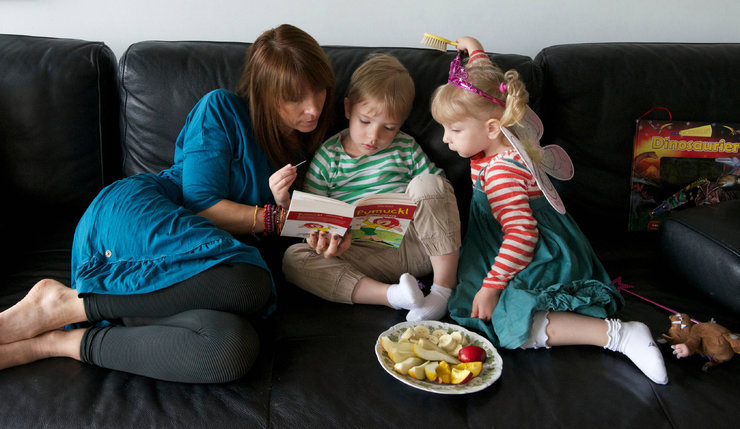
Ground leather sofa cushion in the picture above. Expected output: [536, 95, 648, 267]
[535, 43, 740, 237]
[660, 199, 740, 313]
[0, 34, 118, 262]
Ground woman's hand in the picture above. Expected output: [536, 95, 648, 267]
[471, 287, 501, 322]
[455, 36, 485, 55]
[306, 230, 352, 258]
[269, 163, 299, 208]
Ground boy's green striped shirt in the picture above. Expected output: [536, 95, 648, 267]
[304, 130, 443, 204]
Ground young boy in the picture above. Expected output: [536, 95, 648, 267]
[282, 54, 461, 321]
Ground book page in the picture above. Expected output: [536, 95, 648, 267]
[281, 191, 355, 238]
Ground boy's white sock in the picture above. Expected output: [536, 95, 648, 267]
[406, 284, 453, 321]
[604, 319, 668, 384]
[386, 273, 424, 310]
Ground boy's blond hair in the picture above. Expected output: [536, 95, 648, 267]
[346, 54, 415, 121]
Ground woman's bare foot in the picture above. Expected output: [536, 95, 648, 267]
[0, 279, 87, 344]
[0, 329, 84, 370]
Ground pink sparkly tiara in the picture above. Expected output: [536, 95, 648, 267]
[448, 52, 506, 107]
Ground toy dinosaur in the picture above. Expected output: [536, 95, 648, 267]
[661, 313, 740, 371]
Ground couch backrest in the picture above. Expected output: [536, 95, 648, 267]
[118, 42, 541, 226]
[118, 41, 249, 177]
[0, 34, 118, 261]
[535, 43, 740, 239]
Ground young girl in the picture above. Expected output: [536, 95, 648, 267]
[430, 37, 668, 384]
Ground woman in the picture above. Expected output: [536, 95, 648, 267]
[0, 24, 335, 383]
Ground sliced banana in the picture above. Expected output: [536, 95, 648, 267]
[400, 328, 415, 342]
[432, 329, 447, 338]
[413, 325, 430, 337]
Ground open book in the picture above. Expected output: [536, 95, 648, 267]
[280, 190, 417, 248]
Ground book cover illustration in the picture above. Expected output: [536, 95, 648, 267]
[350, 198, 417, 248]
[281, 191, 417, 248]
[629, 120, 740, 231]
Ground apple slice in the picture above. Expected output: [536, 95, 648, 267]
[424, 361, 439, 381]
[454, 361, 483, 377]
[451, 367, 473, 384]
[381, 336, 417, 363]
[388, 349, 416, 363]
[381, 336, 414, 353]
[414, 342, 460, 365]
[435, 361, 452, 384]
[407, 361, 430, 380]
[394, 357, 424, 374]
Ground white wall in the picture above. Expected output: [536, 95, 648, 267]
[1, 0, 738, 59]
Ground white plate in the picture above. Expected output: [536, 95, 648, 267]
[375, 320, 502, 394]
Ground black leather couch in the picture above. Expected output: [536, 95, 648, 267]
[2, 34, 738, 429]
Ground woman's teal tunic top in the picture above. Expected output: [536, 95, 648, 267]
[71, 89, 275, 299]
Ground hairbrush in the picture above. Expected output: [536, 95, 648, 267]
[420, 33, 457, 52]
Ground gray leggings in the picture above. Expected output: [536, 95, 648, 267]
[79, 263, 271, 383]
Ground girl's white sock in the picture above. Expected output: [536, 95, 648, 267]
[605, 319, 668, 384]
[406, 284, 453, 321]
[386, 273, 424, 310]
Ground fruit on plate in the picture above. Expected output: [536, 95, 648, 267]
[414, 339, 461, 364]
[381, 336, 414, 353]
[407, 361, 430, 380]
[394, 357, 423, 374]
[458, 345, 487, 363]
[380, 325, 490, 386]
[455, 361, 483, 377]
[435, 361, 452, 384]
[437, 333, 464, 354]
[424, 361, 439, 381]
[381, 336, 416, 363]
[451, 367, 473, 384]
[388, 349, 416, 363]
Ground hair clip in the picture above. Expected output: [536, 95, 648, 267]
[448, 53, 505, 107]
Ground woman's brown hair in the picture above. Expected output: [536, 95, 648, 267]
[236, 24, 335, 167]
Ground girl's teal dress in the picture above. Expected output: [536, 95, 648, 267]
[448, 159, 624, 349]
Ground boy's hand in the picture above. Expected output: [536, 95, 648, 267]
[470, 287, 501, 321]
[455, 36, 485, 56]
[269, 163, 299, 208]
[307, 230, 352, 258]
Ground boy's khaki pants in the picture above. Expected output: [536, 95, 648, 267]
[282, 174, 461, 303]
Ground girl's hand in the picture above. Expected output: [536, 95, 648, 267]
[471, 287, 501, 322]
[269, 163, 299, 208]
[455, 36, 485, 55]
[306, 230, 352, 258]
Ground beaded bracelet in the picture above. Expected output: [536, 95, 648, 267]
[262, 203, 286, 236]
[262, 204, 270, 235]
